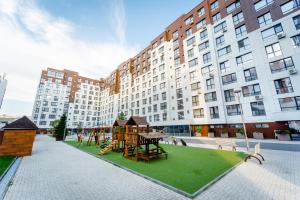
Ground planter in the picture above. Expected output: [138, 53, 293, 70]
[208, 132, 215, 138]
[277, 134, 291, 141]
[236, 133, 244, 139]
[221, 132, 228, 138]
[253, 132, 264, 139]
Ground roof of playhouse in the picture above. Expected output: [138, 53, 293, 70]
[113, 120, 128, 127]
[138, 132, 166, 139]
[3, 116, 38, 130]
[125, 116, 149, 126]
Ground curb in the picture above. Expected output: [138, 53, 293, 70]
[0, 157, 22, 200]
[64, 141, 245, 199]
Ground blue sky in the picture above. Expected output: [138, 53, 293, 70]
[0, 0, 199, 116]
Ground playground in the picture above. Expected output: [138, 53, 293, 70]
[66, 139, 245, 194]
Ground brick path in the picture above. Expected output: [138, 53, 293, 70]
[4, 135, 300, 200]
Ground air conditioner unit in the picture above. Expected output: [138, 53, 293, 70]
[255, 95, 263, 100]
[192, 43, 196, 47]
[197, 89, 201, 94]
[289, 68, 297, 75]
[222, 28, 228, 33]
[209, 73, 214, 78]
[277, 32, 286, 39]
[190, 18, 194, 25]
[203, 26, 207, 30]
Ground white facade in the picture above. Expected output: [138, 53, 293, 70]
[0, 74, 7, 109]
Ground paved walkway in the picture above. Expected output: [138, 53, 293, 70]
[4, 135, 300, 200]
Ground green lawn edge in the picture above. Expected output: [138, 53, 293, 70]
[65, 140, 246, 194]
[0, 156, 15, 177]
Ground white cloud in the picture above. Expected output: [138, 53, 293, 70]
[110, 0, 126, 44]
[0, 0, 137, 115]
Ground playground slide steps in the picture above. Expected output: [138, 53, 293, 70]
[99, 140, 118, 156]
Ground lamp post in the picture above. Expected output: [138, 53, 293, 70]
[234, 89, 249, 151]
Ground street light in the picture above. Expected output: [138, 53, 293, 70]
[234, 89, 249, 151]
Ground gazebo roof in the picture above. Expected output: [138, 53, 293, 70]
[113, 120, 127, 127]
[3, 116, 38, 130]
[125, 116, 149, 126]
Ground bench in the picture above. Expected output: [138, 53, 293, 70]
[244, 143, 265, 164]
[216, 138, 236, 151]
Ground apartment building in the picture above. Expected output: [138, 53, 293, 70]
[33, 0, 300, 138]
[0, 74, 7, 109]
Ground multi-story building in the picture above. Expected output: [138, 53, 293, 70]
[0, 74, 7, 109]
[33, 0, 300, 138]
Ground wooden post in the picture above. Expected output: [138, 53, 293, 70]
[125, 125, 128, 157]
[136, 125, 139, 161]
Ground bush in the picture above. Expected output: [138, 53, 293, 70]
[54, 114, 67, 141]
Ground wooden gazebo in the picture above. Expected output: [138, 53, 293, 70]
[124, 116, 167, 161]
[112, 120, 127, 152]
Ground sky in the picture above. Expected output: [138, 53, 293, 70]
[0, 0, 199, 117]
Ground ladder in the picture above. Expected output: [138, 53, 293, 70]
[99, 140, 118, 156]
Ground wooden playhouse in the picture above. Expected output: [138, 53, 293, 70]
[0, 116, 37, 156]
[124, 116, 167, 161]
[112, 120, 127, 152]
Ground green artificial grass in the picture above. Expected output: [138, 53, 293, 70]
[0, 156, 15, 176]
[66, 140, 246, 194]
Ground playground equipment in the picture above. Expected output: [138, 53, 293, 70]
[124, 116, 167, 161]
[112, 120, 127, 152]
[86, 127, 110, 146]
[99, 140, 118, 156]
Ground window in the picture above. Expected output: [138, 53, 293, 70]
[219, 60, 230, 73]
[261, 24, 283, 39]
[212, 13, 221, 23]
[269, 57, 294, 73]
[255, 124, 270, 128]
[265, 43, 282, 58]
[201, 64, 213, 74]
[233, 12, 244, 25]
[162, 92, 167, 100]
[236, 52, 253, 66]
[205, 92, 217, 102]
[197, 19, 207, 30]
[203, 52, 211, 64]
[187, 48, 194, 59]
[242, 84, 261, 97]
[238, 37, 250, 51]
[244, 67, 257, 82]
[210, 106, 219, 119]
[198, 7, 205, 16]
[163, 113, 167, 121]
[160, 82, 166, 89]
[160, 102, 167, 110]
[192, 96, 199, 106]
[281, 0, 300, 15]
[206, 78, 215, 90]
[190, 71, 196, 81]
[274, 78, 294, 94]
[178, 111, 185, 120]
[154, 114, 160, 121]
[258, 12, 272, 27]
[185, 16, 194, 25]
[293, 15, 300, 29]
[193, 108, 204, 118]
[189, 58, 198, 67]
[291, 34, 300, 47]
[227, 1, 240, 13]
[176, 78, 182, 88]
[217, 46, 231, 57]
[224, 89, 235, 102]
[176, 88, 183, 98]
[226, 104, 241, 116]
[199, 41, 209, 51]
[191, 82, 201, 91]
[216, 35, 225, 47]
[211, 1, 219, 12]
[235, 25, 247, 38]
[214, 21, 227, 33]
[187, 36, 196, 46]
[255, 0, 274, 11]
[279, 96, 300, 111]
[251, 101, 266, 116]
[222, 73, 237, 85]
[177, 99, 184, 110]
[186, 28, 192, 37]
[200, 29, 208, 40]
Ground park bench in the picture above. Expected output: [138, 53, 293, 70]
[244, 143, 265, 164]
[216, 138, 236, 151]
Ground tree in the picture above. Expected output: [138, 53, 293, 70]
[54, 114, 67, 141]
[49, 119, 60, 135]
[118, 112, 126, 120]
